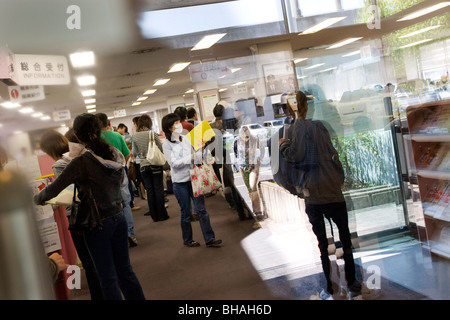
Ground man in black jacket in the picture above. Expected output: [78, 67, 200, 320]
[279, 91, 361, 300]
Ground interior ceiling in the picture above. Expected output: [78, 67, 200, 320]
[0, 0, 447, 135]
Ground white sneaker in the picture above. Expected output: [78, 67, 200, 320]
[319, 289, 334, 300]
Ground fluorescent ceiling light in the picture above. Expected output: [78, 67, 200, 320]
[19, 107, 34, 114]
[139, 110, 148, 114]
[218, 88, 228, 92]
[86, 104, 96, 109]
[132, 102, 141, 106]
[137, 96, 148, 101]
[81, 90, 96, 97]
[153, 79, 170, 86]
[1, 101, 21, 109]
[231, 68, 241, 73]
[191, 33, 226, 50]
[40, 116, 51, 121]
[70, 51, 95, 68]
[143, 89, 157, 95]
[168, 62, 191, 73]
[87, 109, 96, 113]
[232, 81, 245, 86]
[397, 2, 450, 21]
[305, 63, 325, 70]
[399, 38, 433, 48]
[31, 112, 43, 118]
[319, 67, 337, 73]
[299, 17, 347, 35]
[76, 75, 96, 86]
[342, 50, 361, 57]
[399, 25, 441, 38]
[185, 89, 194, 94]
[84, 98, 96, 104]
[294, 58, 308, 63]
[327, 37, 363, 49]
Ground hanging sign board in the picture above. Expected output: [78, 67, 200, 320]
[0, 47, 15, 80]
[114, 109, 126, 118]
[11, 54, 70, 86]
[53, 109, 71, 121]
[8, 85, 45, 103]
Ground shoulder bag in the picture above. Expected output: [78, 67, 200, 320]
[190, 162, 222, 197]
[146, 131, 166, 166]
[68, 157, 103, 232]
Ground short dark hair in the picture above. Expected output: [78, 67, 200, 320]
[40, 129, 69, 161]
[117, 123, 128, 132]
[137, 114, 152, 131]
[95, 113, 108, 128]
[174, 106, 187, 120]
[132, 116, 140, 125]
[213, 103, 224, 118]
[186, 107, 196, 119]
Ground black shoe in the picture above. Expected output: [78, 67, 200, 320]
[128, 236, 138, 247]
[206, 239, 222, 247]
[184, 240, 200, 247]
[144, 212, 151, 216]
[347, 280, 362, 299]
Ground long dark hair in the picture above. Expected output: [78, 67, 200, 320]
[73, 113, 114, 160]
[161, 113, 180, 143]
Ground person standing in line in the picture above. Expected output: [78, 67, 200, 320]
[162, 113, 222, 248]
[95, 113, 139, 247]
[39, 129, 104, 300]
[174, 106, 194, 132]
[186, 107, 199, 127]
[131, 116, 146, 200]
[132, 114, 169, 222]
[279, 90, 361, 300]
[34, 113, 145, 300]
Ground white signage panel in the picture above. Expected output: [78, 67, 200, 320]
[8, 85, 45, 103]
[12, 54, 70, 85]
[114, 109, 126, 118]
[53, 109, 71, 121]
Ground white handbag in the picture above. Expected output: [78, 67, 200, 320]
[146, 131, 166, 166]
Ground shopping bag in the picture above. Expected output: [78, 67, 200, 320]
[190, 162, 222, 197]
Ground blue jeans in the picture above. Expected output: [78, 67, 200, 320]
[141, 165, 169, 222]
[83, 213, 145, 300]
[120, 173, 136, 238]
[172, 181, 215, 245]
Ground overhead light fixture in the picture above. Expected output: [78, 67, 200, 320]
[399, 25, 441, 38]
[143, 89, 157, 95]
[1, 101, 21, 109]
[40, 115, 51, 121]
[86, 104, 96, 110]
[31, 112, 43, 118]
[84, 98, 96, 104]
[319, 67, 337, 73]
[132, 102, 141, 106]
[87, 109, 96, 113]
[137, 96, 148, 101]
[397, 2, 450, 21]
[326, 37, 363, 49]
[294, 58, 308, 64]
[70, 51, 95, 68]
[139, 110, 148, 114]
[232, 81, 245, 86]
[81, 89, 96, 97]
[342, 50, 361, 57]
[185, 89, 194, 94]
[305, 63, 325, 70]
[191, 33, 226, 51]
[299, 17, 347, 35]
[399, 38, 433, 48]
[168, 62, 191, 73]
[19, 107, 34, 114]
[76, 75, 96, 86]
[231, 68, 241, 73]
[218, 88, 227, 92]
[153, 79, 170, 86]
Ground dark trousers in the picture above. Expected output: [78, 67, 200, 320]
[305, 202, 356, 294]
[141, 165, 169, 222]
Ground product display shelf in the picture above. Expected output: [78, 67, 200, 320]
[406, 100, 450, 259]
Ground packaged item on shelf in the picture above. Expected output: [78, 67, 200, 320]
[417, 144, 437, 168]
[428, 144, 449, 170]
[437, 148, 450, 172]
[433, 183, 450, 221]
[423, 181, 448, 217]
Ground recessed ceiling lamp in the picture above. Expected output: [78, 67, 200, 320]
[399, 25, 441, 38]
[86, 104, 96, 110]
[132, 102, 141, 106]
[40, 115, 51, 121]
[397, 2, 450, 21]
[168, 62, 191, 73]
[218, 88, 227, 92]
[19, 107, 34, 114]
[143, 89, 157, 95]
[299, 17, 347, 35]
[31, 112, 43, 118]
[294, 58, 308, 64]
[342, 50, 360, 57]
[137, 97, 148, 102]
[305, 63, 325, 70]
[87, 109, 96, 113]
[231, 68, 241, 73]
[1, 101, 21, 109]
[70, 51, 95, 68]
[81, 89, 96, 97]
[185, 89, 194, 94]
[319, 67, 337, 73]
[191, 33, 226, 51]
[326, 37, 363, 49]
[399, 38, 433, 48]
[77, 75, 96, 86]
[153, 79, 170, 86]
[84, 98, 96, 104]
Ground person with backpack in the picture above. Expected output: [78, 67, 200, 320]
[279, 90, 361, 300]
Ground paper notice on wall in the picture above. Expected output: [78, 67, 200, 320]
[16, 155, 42, 181]
[39, 222, 61, 254]
[30, 179, 54, 221]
